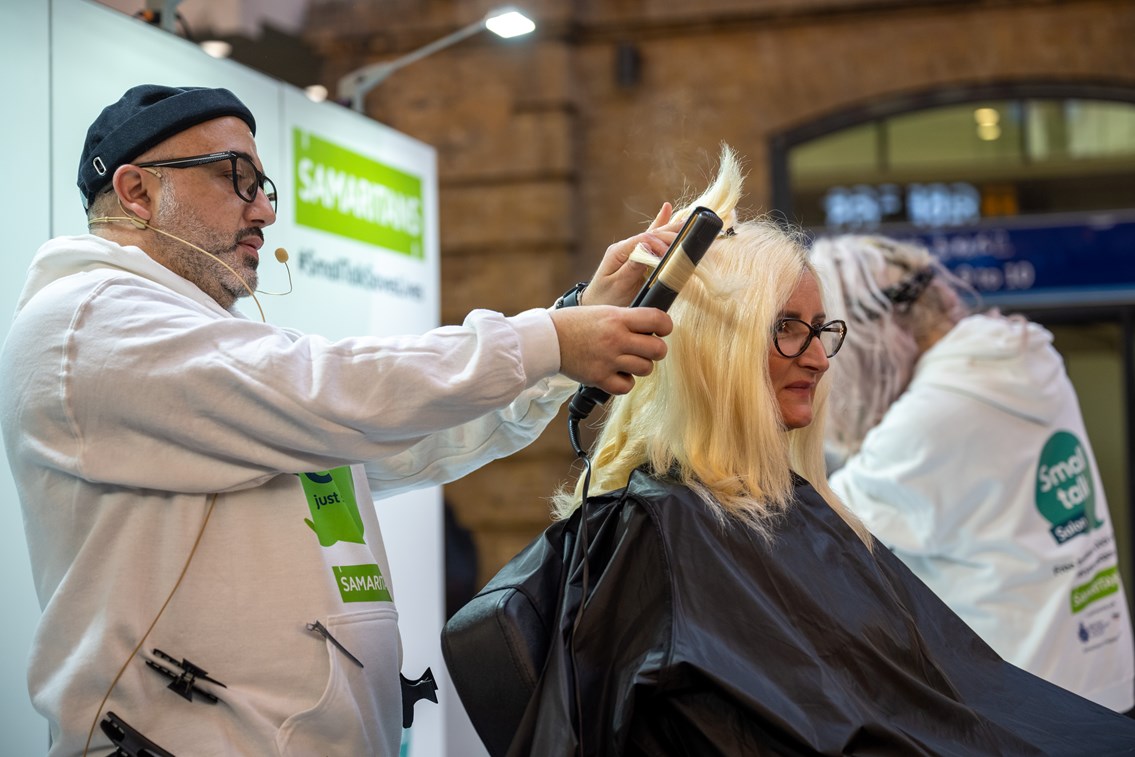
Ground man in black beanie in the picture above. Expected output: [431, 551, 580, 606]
[79, 84, 268, 310]
[0, 83, 680, 756]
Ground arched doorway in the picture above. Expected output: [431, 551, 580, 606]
[770, 81, 1135, 603]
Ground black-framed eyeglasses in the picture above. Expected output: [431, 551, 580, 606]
[773, 318, 847, 359]
[135, 151, 277, 212]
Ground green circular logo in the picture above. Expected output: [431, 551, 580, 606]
[1035, 431, 1099, 544]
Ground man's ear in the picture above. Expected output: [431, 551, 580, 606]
[111, 164, 157, 225]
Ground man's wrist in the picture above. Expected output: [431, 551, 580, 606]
[554, 281, 589, 309]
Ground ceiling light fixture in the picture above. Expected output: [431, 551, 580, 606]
[199, 39, 232, 59]
[337, 7, 536, 112]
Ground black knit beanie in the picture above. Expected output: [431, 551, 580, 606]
[77, 84, 256, 209]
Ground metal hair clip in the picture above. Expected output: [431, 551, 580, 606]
[307, 620, 364, 668]
[100, 711, 176, 757]
[401, 667, 439, 728]
[882, 267, 935, 310]
[145, 649, 227, 704]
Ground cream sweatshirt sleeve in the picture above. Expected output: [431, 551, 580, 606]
[3, 269, 570, 495]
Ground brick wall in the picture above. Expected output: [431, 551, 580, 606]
[305, 0, 1135, 586]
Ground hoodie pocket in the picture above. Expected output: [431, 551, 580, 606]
[276, 606, 402, 756]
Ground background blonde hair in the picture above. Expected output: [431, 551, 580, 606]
[553, 146, 870, 545]
[810, 235, 971, 464]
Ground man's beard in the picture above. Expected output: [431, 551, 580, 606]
[152, 193, 262, 304]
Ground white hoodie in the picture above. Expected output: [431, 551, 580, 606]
[0, 235, 577, 755]
[831, 313, 1134, 711]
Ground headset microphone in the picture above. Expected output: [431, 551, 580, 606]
[256, 248, 293, 296]
[89, 215, 292, 320]
[566, 206, 723, 452]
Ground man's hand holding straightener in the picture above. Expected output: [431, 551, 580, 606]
[549, 203, 682, 396]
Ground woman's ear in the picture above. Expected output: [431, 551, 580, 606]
[111, 164, 157, 226]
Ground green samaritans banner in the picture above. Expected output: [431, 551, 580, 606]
[294, 128, 425, 258]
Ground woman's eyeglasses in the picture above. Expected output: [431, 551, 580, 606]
[773, 318, 847, 359]
[135, 151, 277, 212]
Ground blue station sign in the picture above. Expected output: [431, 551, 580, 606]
[877, 211, 1135, 308]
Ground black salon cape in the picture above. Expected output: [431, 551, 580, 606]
[485, 470, 1135, 756]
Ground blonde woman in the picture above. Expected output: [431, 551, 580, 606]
[444, 149, 1135, 757]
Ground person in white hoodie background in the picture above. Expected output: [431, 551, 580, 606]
[0, 84, 681, 756]
[812, 234, 1135, 714]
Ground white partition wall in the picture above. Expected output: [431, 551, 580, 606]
[0, 2, 452, 753]
[0, 1, 53, 754]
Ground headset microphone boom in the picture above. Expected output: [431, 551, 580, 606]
[89, 213, 292, 320]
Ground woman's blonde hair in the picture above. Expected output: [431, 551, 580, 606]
[553, 146, 870, 545]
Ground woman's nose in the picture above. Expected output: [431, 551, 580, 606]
[799, 336, 830, 371]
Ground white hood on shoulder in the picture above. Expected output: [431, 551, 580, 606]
[913, 313, 1067, 426]
[14, 234, 231, 318]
